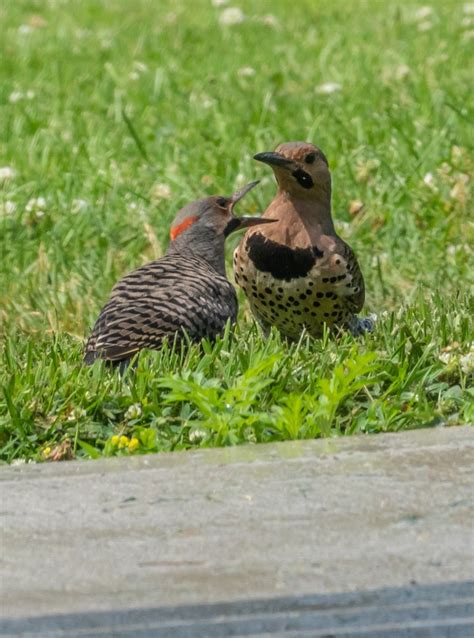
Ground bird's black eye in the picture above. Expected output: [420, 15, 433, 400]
[216, 197, 227, 208]
[292, 168, 314, 189]
[305, 153, 316, 164]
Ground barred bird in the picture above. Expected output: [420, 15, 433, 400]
[234, 142, 373, 339]
[84, 181, 274, 365]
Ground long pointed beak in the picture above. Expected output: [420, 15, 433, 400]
[224, 215, 276, 237]
[254, 151, 295, 169]
[238, 216, 276, 229]
[229, 180, 260, 211]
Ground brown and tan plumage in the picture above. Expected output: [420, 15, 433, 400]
[84, 181, 274, 365]
[234, 142, 372, 339]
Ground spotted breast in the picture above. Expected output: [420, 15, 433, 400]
[235, 231, 364, 338]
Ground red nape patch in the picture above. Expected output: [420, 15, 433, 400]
[170, 215, 199, 241]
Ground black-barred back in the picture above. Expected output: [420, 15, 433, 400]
[84, 255, 237, 363]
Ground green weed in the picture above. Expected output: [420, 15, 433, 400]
[0, 0, 472, 462]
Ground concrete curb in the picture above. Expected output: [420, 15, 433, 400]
[1, 426, 473, 634]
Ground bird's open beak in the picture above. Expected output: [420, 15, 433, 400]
[253, 151, 295, 170]
[224, 181, 277, 236]
[229, 180, 260, 211]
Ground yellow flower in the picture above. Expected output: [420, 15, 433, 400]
[128, 438, 139, 452]
[111, 435, 120, 446]
[42, 446, 51, 458]
[118, 435, 129, 449]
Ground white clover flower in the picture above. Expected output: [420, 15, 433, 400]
[315, 82, 342, 95]
[383, 64, 410, 82]
[337, 221, 351, 235]
[414, 6, 433, 20]
[238, 66, 256, 77]
[129, 61, 148, 81]
[463, 3, 474, 14]
[75, 28, 91, 39]
[418, 21, 433, 31]
[212, 0, 228, 7]
[0, 166, 16, 182]
[11, 458, 27, 466]
[0, 201, 16, 216]
[219, 7, 245, 25]
[370, 252, 388, 268]
[161, 12, 177, 24]
[9, 91, 23, 103]
[125, 403, 142, 420]
[150, 183, 172, 201]
[261, 14, 279, 28]
[67, 408, 87, 421]
[423, 172, 437, 190]
[462, 16, 474, 27]
[462, 29, 474, 40]
[394, 64, 410, 80]
[449, 173, 470, 203]
[26, 196, 46, 212]
[438, 351, 453, 365]
[189, 428, 207, 443]
[460, 347, 474, 374]
[72, 198, 88, 213]
[446, 245, 457, 256]
[18, 25, 33, 35]
[202, 96, 215, 108]
[133, 61, 148, 73]
[436, 161, 452, 181]
[355, 158, 380, 183]
[25, 197, 47, 219]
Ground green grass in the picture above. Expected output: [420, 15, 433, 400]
[1, 0, 472, 463]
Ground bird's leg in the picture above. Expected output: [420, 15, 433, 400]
[255, 316, 272, 338]
[114, 355, 139, 376]
[117, 358, 132, 376]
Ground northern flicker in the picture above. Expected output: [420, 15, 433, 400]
[84, 181, 274, 364]
[234, 142, 372, 339]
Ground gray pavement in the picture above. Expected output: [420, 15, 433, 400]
[0, 426, 473, 636]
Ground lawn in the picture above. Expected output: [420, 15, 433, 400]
[0, 0, 472, 463]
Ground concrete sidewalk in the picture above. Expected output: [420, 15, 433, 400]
[0, 426, 473, 635]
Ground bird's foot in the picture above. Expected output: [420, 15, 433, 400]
[346, 313, 377, 336]
[255, 316, 272, 338]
